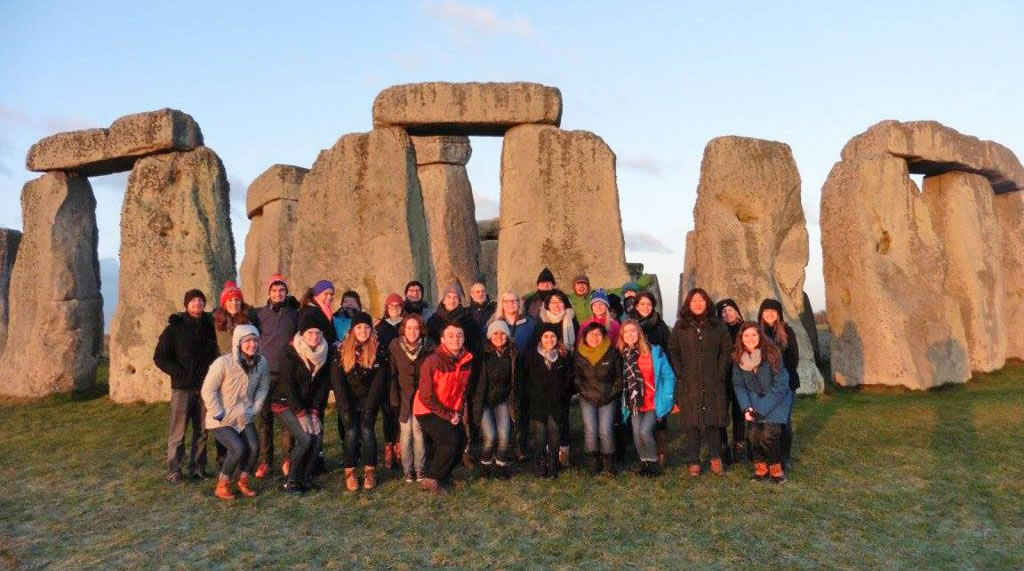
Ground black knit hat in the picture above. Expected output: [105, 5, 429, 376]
[351, 311, 373, 329]
[183, 289, 206, 308]
[536, 267, 555, 285]
[758, 298, 784, 321]
[716, 298, 741, 318]
[297, 310, 324, 334]
[537, 321, 563, 342]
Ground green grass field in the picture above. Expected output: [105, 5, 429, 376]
[2, 361, 1023, 569]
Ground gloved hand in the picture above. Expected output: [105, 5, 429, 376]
[299, 415, 313, 434]
[213, 409, 225, 422]
[310, 415, 322, 435]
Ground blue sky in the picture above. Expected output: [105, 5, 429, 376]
[2, 1, 1022, 324]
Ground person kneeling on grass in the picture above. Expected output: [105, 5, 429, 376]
[201, 324, 270, 500]
[618, 319, 675, 477]
[731, 322, 793, 484]
[414, 321, 474, 494]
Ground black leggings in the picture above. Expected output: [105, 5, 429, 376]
[682, 425, 723, 465]
[530, 415, 561, 456]
[747, 422, 783, 464]
[417, 413, 466, 482]
[211, 424, 259, 476]
[276, 409, 322, 484]
[343, 409, 378, 468]
[381, 401, 399, 444]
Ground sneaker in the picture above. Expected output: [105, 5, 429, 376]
[416, 470, 425, 482]
[282, 481, 306, 495]
[404, 471, 416, 483]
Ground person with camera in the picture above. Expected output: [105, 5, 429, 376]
[730, 322, 793, 484]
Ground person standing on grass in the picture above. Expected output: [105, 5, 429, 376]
[389, 314, 435, 482]
[403, 280, 434, 321]
[731, 322, 792, 484]
[273, 312, 330, 494]
[630, 291, 673, 466]
[332, 290, 362, 343]
[154, 289, 220, 483]
[414, 321, 474, 494]
[668, 288, 733, 477]
[488, 290, 538, 463]
[467, 281, 496, 335]
[757, 298, 800, 469]
[470, 320, 519, 479]
[523, 267, 557, 320]
[521, 322, 574, 479]
[331, 311, 387, 492]
[376, 293, 405, 472]
[574, 322, 623, 476]
[201, 324, 270, 500]
[537, 290, 577, 467]
[427, 283, 481, 355]
[618, 319, 676, 477]
[578, 290, 620, 347]
[298, 280, 338, 472]
[250, 274, 299, 479]
[716, 298, 748, 464]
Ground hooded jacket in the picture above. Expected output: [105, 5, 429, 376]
[521, 346, 574, 419]
[201, 324, 271, 432]
[153, 311, 220, 391]
[251, 296, 300, 374]
[667, 313, 733, 428]
[413, 346, 474, 422]
[470, 343, 519, 426]
[620, 345, 676, 422]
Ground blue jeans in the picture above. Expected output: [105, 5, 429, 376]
[630, 411, 658, 462]
[580, 400, 616, 455]
[399, 417, 426, 475]
[211, 424, 259, 476]
[479, 403, 512, 465]
[343, 409, 377, 468]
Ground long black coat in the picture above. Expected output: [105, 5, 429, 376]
[153, 312, 219, 390]
[667, 315, 732, 428]
[521, 348, 573, 420]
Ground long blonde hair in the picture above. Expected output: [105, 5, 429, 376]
[339, 326, 379, 372]
[488, 290, 524, 325]
[616, 319, 651, 356]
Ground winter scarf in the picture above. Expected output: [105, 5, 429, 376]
[399, 336, 427, 362]
[740, 349, 771, 393]
[578, 337, 611, 366]
[292, 333, 328, 376]
[540, 306, 576, 349]
[314, 298, 333, 322]
[622, 347, 644, 413]
[537, 343, 559, 369]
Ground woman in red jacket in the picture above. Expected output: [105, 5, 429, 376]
[414, 321, 474, 494]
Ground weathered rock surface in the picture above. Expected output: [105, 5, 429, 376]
[821, 156, 969, 390]
[799, 291, 822, 366]
[373, 82, 563, 136]
[0, 228, 22, 353]
[842, 120, 1024, 193]
[240, 165, 307, 302]
[478, 218, 500, 241]
[290, 128, 432, 316]
[26, 109, 203, 176]
[109, 147, 236, 403]
[994, 190, 1024, 360]
[690, 137, 822, 393]
[0, 174, 102, 397]
[498, 125, 628, 295]
[416, 137, 480, 298]
[923, 172, 1005, 372]
[479, 240, 498, 297]
[679, 231, 696, 311]
[412, 135, 472, 165]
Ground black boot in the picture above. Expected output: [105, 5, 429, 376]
[547, 452, 560, 479]
[496, 463, 511, 480]
[590, 452, 602, 476]
[601, 454, 616, 476]
[535, 454, 548, 478]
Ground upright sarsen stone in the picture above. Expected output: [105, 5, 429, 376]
[0, 173, 102, 397]
[109, 147, 236, 403]
[289, 128, 432, 316]
[498, 125, 629, 296]
[239, 165, 307, 302]
[994, 190, 1024, 360]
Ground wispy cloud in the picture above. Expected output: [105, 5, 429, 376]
[228, 174, 249, 202]
[619, 156, 663, 176]
[0, 104, 93, 133]
[473, 191, 499, 219]
[624, 230, 673, 253]
[424, 0, 534, 38]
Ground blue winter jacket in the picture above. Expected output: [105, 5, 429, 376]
[333, 315, 352, 345]
[731, 361, 792, 424]
[622, 346, 677, 421]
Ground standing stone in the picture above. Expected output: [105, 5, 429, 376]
[0, 229, 22, 353]
[26, 109, 203, 176]
[821, 156, 968, 389]
[0, 173, 102, 397]
[109, 147, 236, 403]
[923, 172, 1005, 372]
[498, 125, 629, 296]
[690, 137, 822, 393]
[679, 231, 697, 311]
[412, 136, 480, 299]
[373, 82, 563, 136]
[480, 240, 498, 297]
[290, 128, 431, 316]
[799, 291, 822, 366]
[994, 190, 1024, 360]
[239, 165, 307, 302]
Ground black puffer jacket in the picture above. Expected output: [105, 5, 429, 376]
[330, 344, 388, 420]
[757, 299, 801, 391]
[250, 296, 300, 374]
[375, 318, 402, 354]
[272, 343, 330, 415]
[468, 299, 496, 334]
[573, 344, 623, 407]
[153, 312, 219, 390]
[521, 348, 574, 419]
[471, 344, 518, 426]
[667, 314, 732, 428]
[388, 337, 437, 422]
[633, 310, 671, 350]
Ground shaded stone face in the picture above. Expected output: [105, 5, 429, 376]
[841, 120, 1024, 193]
[0, 228, 22, 353]
[26, 108, 203, 176]
[373, 82, 563, 136]
[497, 124, 629, 296]
[821, 156, 969, 390]
[240, 165, 307, 303]
[994, 191, 1024, 360]
[688, 136, 822, 393]
[109, 147, 236, 403]
[0, 174, 102, 397]
[289, 128, 432, 316]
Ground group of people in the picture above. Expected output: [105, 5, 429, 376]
[153, 267, 799, 499]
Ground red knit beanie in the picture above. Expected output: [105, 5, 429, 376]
[267, 273, 288, 293]
[219, 281, 243, 307]
[385, 293, 403, 307]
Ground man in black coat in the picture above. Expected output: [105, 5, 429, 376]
[153, 289, 220, 483]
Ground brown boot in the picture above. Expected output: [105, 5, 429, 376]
[254, 462, 269, 479]
[710, 457, 725, 476]
[688, 464, 702, 477]
[214, 475, 235, 500]
[419, 477, 448, 495]
[236, 473, 257, 497]
[384, 444, 395, 470]
[752, 461, 769, 481]
[281, 458, 291, 477]
[363, 466, 377, 490]
[769, 463, 787, 484]
[344, 468, 359, 492]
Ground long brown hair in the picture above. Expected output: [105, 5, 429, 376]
[732, 322, 782, 373]
[213, 304, 252, 332]
[616, 319, 651, 356]
[759, 313, 789, 349]
[339, 324, 379, 372]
